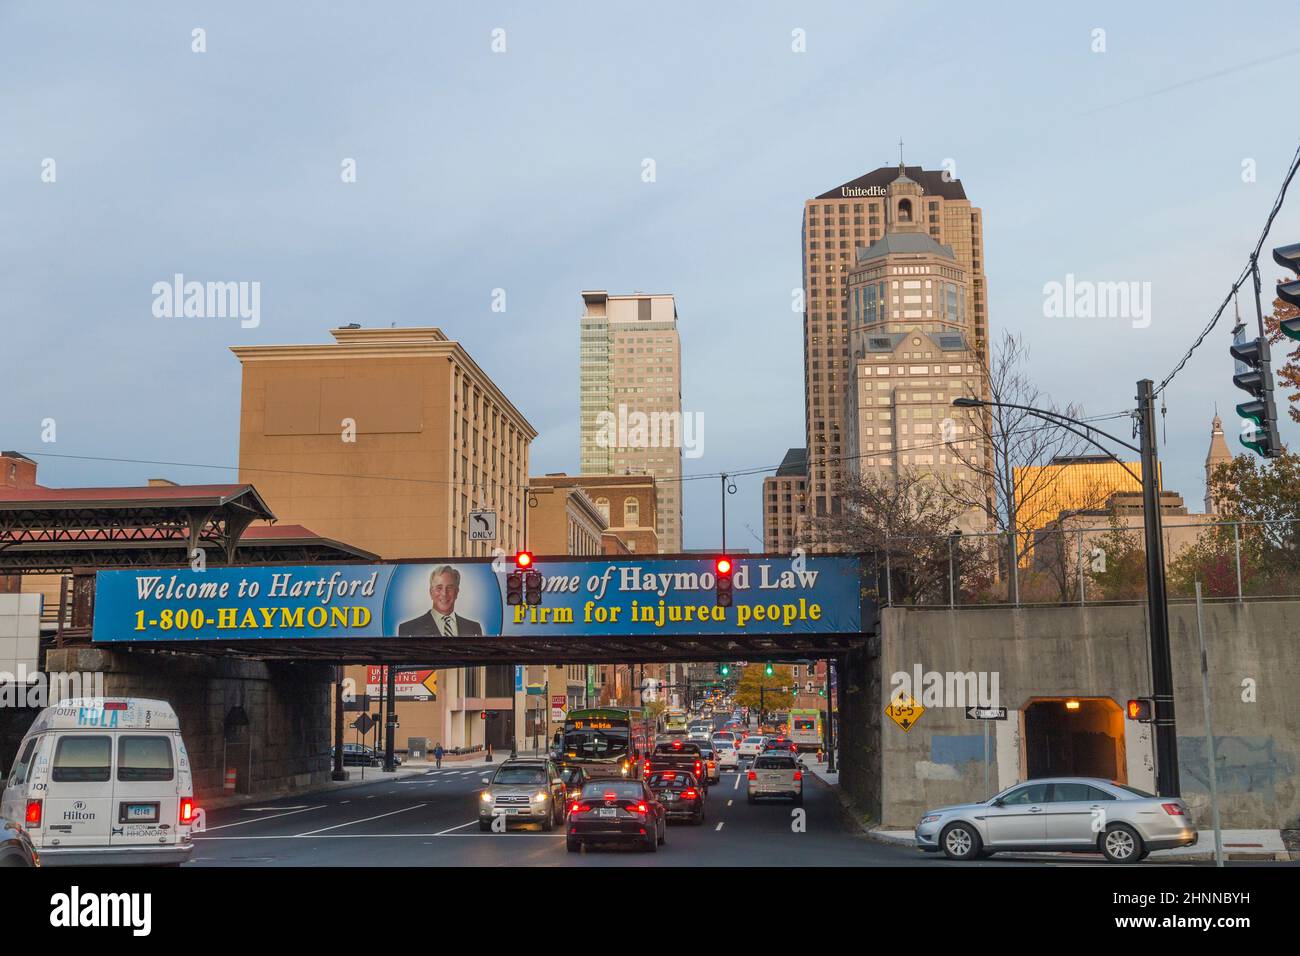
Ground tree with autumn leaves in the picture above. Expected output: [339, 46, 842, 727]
[1267, 288, 1300, 425]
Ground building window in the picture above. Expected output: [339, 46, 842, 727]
[594, 497, 610, 523]
[624, 497, 639, 527]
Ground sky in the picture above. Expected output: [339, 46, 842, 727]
[3, 1, 1299, 551]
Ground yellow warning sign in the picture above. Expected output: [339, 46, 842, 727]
[422, 672, 438, 698]
[885, 691, 924, 732]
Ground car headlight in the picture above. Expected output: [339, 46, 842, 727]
[480, 791, 493, 803]
[533, 791, 549, 803]
[919, 814, 941, 825]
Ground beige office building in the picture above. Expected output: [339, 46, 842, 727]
[579, 291, 683, 552]
[231, 325, 537, 752]
[803, 162, 987, 520]
[762, 448, 807, 554]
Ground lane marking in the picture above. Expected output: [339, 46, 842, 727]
[715, 822, 725, 831]
[296, 803, 426, 836]
[434, 820, 479, 835]
[203, 805, 327, 831]
[194, 831, 566, 840]
[242, 806, 311, 812]
[727, 800, 733, 807]
[733, 774, 741, 791]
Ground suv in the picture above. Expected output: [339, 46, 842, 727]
[747, 753, 803, 806]
[478, 759, 567, 831]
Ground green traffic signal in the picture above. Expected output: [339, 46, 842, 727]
[764, 663, 774, 676]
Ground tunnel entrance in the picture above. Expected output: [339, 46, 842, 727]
[1023, 697, 1126, 783]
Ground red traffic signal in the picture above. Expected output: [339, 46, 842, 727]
[515, 551, 534, 569]
[1126, 699, 1153, 722]
[480, 710, 487, 720]
[715, 557, 732, 576]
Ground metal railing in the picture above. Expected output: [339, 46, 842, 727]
[867, 518, 1300, 607]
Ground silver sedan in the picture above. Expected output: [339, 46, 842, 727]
[914, 777, 1196, 863]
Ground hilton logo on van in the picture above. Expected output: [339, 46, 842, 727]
[63, 801, 96, 822]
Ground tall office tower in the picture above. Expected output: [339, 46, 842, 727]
[579, 291, 683, 552]
[803, 161, 987, 520]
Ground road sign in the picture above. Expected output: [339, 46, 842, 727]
[469, 510, 497, 541]
[884, 691, 924, 732]
[965, 706, 1007, 720]
[366, 667, 437, 701]
[352, 713, 374, 735]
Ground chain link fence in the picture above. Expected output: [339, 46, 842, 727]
[864, 518, 1300, 607]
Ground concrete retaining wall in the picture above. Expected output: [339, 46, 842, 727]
[857, 601, 1298, 830]
[44, 647, 334, 800]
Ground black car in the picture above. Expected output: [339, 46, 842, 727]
[340, 744, 402, 767]
[0, 818, 38, 868]
[646, 770, 706, 825]
[567, 779, 666, 853]
[558, 765, 589, 803]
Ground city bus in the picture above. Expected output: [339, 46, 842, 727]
[663, 708, 688, 733]
[557, 708, 654, 780]
[788, 708, 823, 753]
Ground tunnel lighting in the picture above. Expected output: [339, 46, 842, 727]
[1065, 700, 1081, 711]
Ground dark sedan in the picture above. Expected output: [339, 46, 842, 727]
[566, 780, 666, 853]
[646, 770, 706, 825]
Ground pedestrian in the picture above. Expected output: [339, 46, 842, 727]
[434, 742, 444, 770]
[485, 741, 493, 763]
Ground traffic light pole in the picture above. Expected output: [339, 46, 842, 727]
[823, 658, 836, 773]
[383, 661, 397, 772]
[1137, 379, 1180, 797]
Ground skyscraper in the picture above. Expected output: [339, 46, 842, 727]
[802, 161, 987, 520]
[579, 291, 683, 552]
[762, 448, 807, 554]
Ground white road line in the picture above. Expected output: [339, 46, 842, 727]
[340, 800, 351, 804]
[296, 803, 426, 836]
[194, 830, 564, 841]
[732, 774, 741, 791]
[434, 820, 479, 835]
[727, 800, 733, 807]
[715, 822, 725, 831]
[203, 805, 327, 831]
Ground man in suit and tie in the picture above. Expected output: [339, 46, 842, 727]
[398, 565, 484, 637]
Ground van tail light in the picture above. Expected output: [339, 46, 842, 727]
[694, 761, 702, 775]
[747, 771, 756, 781]
[25, 799, 42, 828]
[180, 798, 196, 825]
[793, 770, 802, 781]
[104, 701, 128, 711]
[1161, 802, 1186, 816]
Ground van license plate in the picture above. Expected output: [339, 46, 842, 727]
[123, 803, 159, 823]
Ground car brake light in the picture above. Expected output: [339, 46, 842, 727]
[793, 770, 802, 781]
[25, 799, 42, 827]
[602, 791, 617, 801]
[663, 771, 675, 779]
[633, 803, 648, 815]
[180, 798, 196, 824]
[572, 803, 591, 814]
[747, 771, 756, 780]
[1161, 802, 1186, 816]
[682, 789, 698, 799]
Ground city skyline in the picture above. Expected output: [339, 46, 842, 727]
[3, 2, 1300, 552]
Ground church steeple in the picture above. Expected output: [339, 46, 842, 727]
[1205, 411, 1232, 514]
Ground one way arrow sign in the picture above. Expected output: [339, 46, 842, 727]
[965, 706, 1007, 720]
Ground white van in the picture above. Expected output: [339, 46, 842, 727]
[1, 698, 196, 866]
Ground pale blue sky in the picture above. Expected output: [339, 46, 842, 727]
[3, 1, 1299, 549]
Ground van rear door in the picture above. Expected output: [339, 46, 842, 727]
[110, 733, 180, 847]
[46, 733, 114, 847]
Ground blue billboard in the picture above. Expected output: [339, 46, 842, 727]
[91, 556, 864, 643]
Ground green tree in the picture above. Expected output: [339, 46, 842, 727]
[1267, 290, 1300, 425]
[1087, 521, 1148, 601]
[733, 665, 794, 713]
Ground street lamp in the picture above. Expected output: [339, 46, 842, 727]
[951, 388, 1180, 797]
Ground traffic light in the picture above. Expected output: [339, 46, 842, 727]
[714, 556, 733, 608]
[515, 550, 533, 568]
[480, 710, 488, 720]
[718, 663, 730, 677]
[524, 570, 543, 606]
[505, 571, 523, 605]
[1230, 322, 1282, 458]
[1273, 243, 1300, 340]
[1126, 698, 1153, 722]
[764, 662, 774, 677]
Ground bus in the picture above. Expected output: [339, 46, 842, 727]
[788, 708, 823, 753]
[663, 708, 688, 733]
[556, 708, 654, 780]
